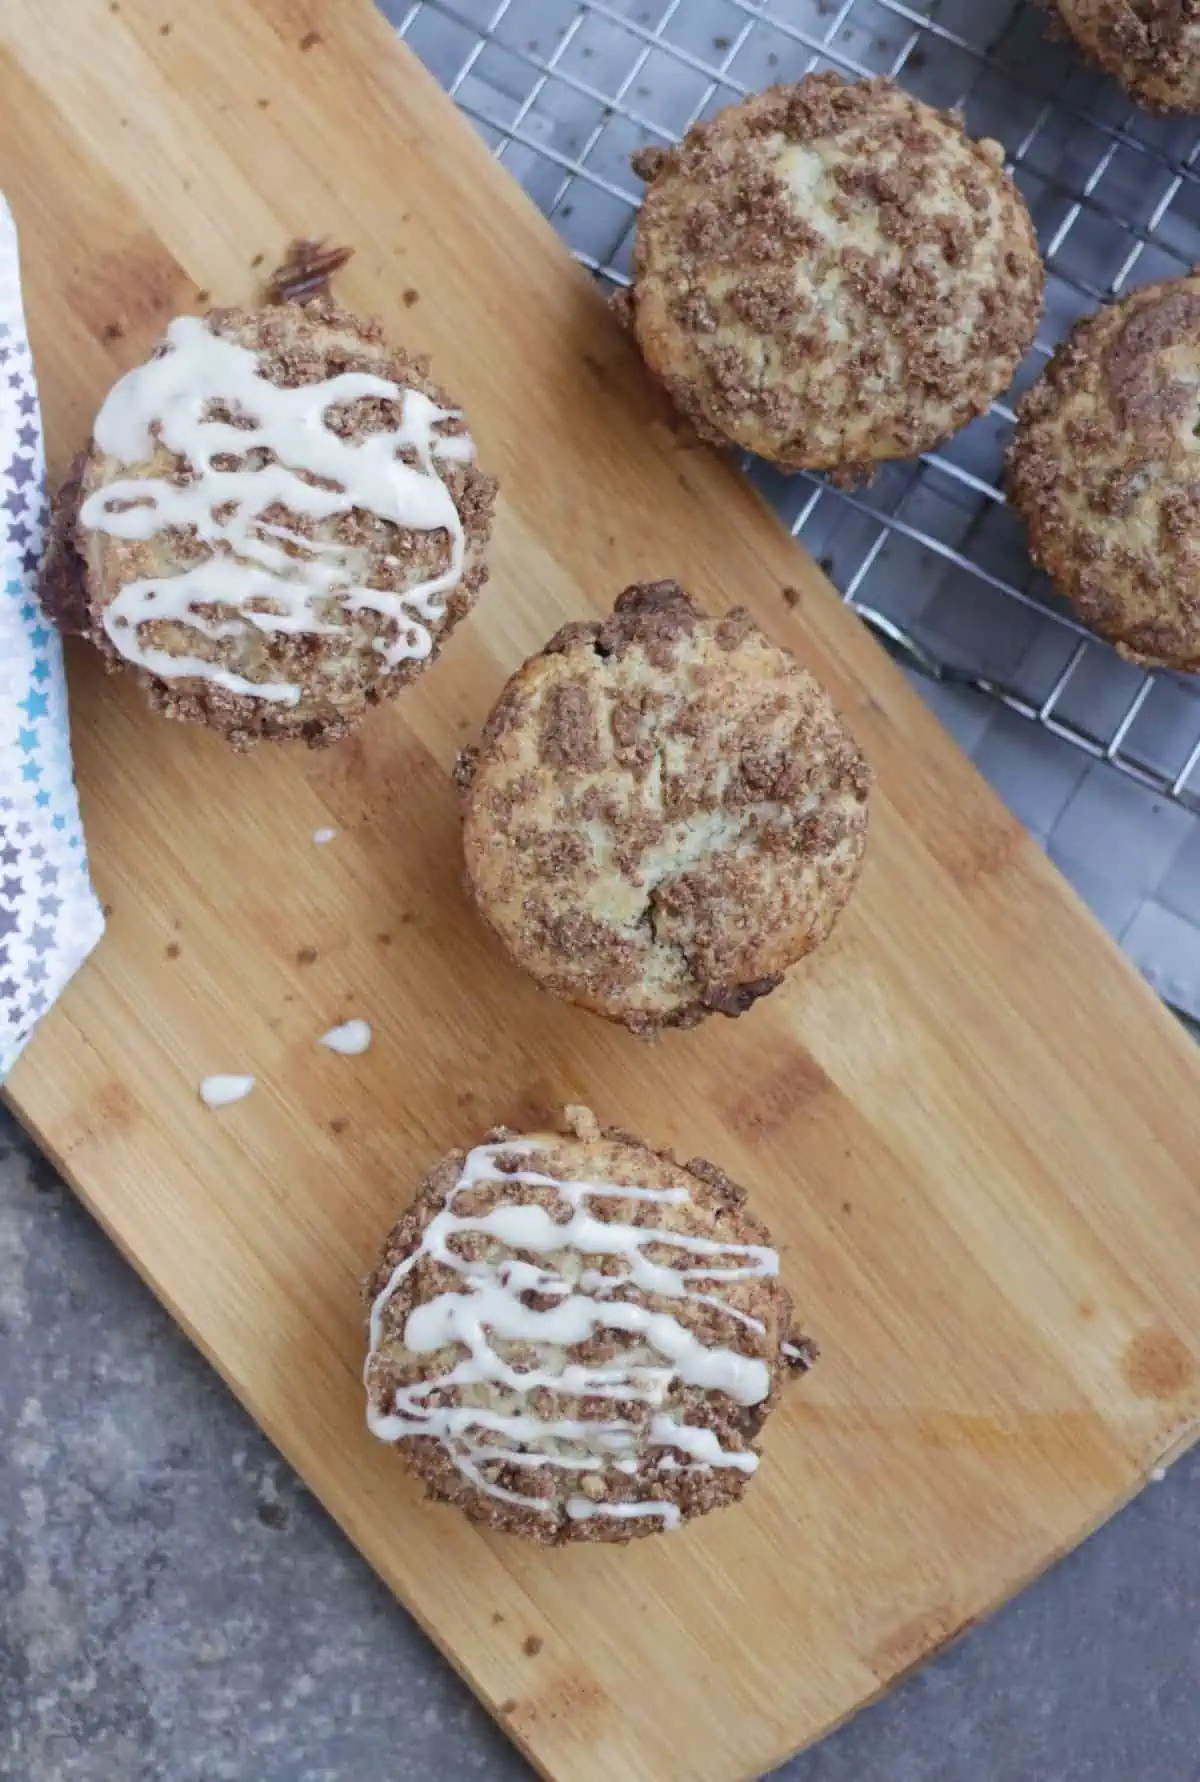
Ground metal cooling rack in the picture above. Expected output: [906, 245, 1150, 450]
[380, 0, 1200, 1021]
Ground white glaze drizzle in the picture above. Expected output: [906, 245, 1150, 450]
[364, 1142, 779, 1526]
[566, 1496, 682, 1529]
[79, 315, 474, 705]
[312, 827, 337, 846]
[199, 1074, 256, 1108]
[319, 1018, 372, 1055]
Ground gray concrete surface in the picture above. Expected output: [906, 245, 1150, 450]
[2, 1104, 1198, 1782]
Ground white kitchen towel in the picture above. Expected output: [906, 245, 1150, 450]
[0, 195, 104, 1079]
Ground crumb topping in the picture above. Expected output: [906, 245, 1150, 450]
[627, 73, 1043, 471]
[459, 580, 870, 1034]
[364, 1112, 810, 1543]
[1008, 273, 1200, 670]
[51, 300, 496, 747]
[1051, 1, 1200, 111]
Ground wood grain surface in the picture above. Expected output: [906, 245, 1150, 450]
[4, 3, 1200, 1778]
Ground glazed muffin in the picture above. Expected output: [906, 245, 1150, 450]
[620, 72, 1043, 475]
[1052, 2, 1200, 112]
[456, 580, 870, 1036]
[1008, 275, 1200, 671]
[364, 1105, 814, 1543]
[40, 301, 496, 747]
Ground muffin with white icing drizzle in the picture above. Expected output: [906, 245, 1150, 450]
[40, 301, 496, 747]
[364, 1105, 814, 1543]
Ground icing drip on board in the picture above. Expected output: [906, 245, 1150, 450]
[78, 315, 475, 705]
[319, 1018, 371, 1055]
[365, 1141, 780, 1528]
[199, 1073, 256, 1107]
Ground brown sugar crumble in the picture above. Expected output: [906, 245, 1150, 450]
[42, 300, 497, 749]
[1050, 1, 1200, 111]
[362, 1110, 815, 1544]
[623, 71, 1043, 473]
[1009, 273, 1200, 671]
[457, 580, 870, 1035]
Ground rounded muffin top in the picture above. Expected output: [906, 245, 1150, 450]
[1052, 1, 1200, 112]
[364, 1106, 809, 1543]
[66, 301, 495, 745]
[1008, 274, 1200, 671]
[456, 581, 870, 1035]
[625, 72, 1043, 471]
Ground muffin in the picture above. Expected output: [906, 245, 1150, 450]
[1008, 274, 1200, 671]
[40, 301, 496, 747]
[363, 1105, 814, 1543]
[620, 72, 1043, 475]
[1051, 2, 1200, 112]
[456, 580, 870, 1036]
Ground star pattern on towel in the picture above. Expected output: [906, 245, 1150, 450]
[0, 211, 103, 1075]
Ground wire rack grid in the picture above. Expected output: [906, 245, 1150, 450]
[381, 0, 1200, 1021]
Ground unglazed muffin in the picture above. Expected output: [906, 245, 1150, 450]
[363, 1105, 815, 1543]
[619, 72, 1043, 475]
[1051, 2, 1200, 112]
[1008, 274, 1200, 671]
[40, 301, 496, 747]
[456, 580, 870, 1035]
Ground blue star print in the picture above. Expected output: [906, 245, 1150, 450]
[0, 195, 105, 1080]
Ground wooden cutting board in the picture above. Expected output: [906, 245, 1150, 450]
[5, 2, 1200, 1777]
